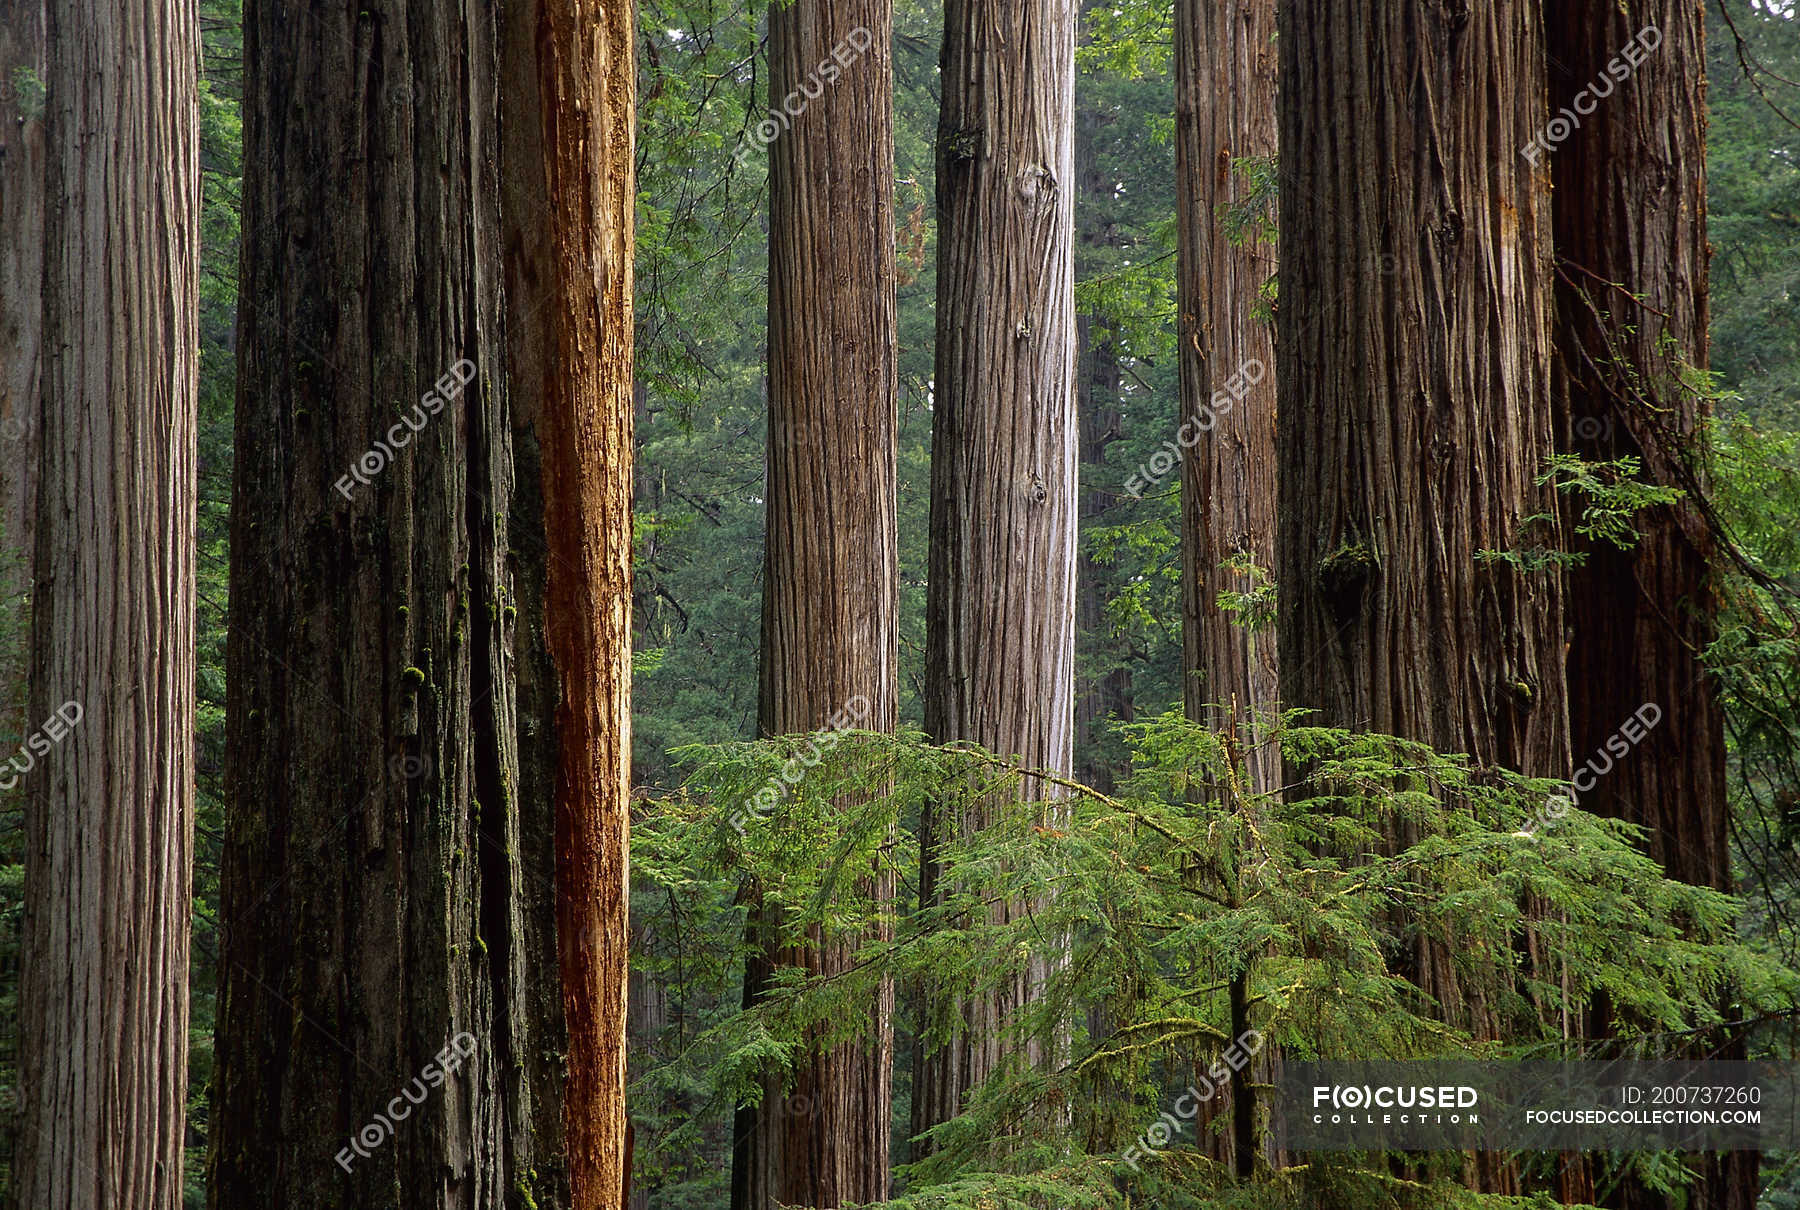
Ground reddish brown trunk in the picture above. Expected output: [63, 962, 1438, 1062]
[731, 1, 899, 1206]
[1276, 0, 1567, 1086]
[525, 0, 637, 1202]
[19, 0, 198, 1201]
[1173, 3, 1281, 1172]
[1177, 0, 1278, 797]
[915, 0, 1078, 1150]
[1543, 5, 1750, 1206]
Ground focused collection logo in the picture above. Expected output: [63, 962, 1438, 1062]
[1312, 1084, 1480, 1125]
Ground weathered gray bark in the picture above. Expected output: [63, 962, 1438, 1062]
[209, 0, 573, 1202]
[1177, 0, 1278, 796]
[915, 0, 1077, 1150]
[18, 0, 198, 1201]
[732, 1, 898, 1205]
[1544, 5, 1749, 1207]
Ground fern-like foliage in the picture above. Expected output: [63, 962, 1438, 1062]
[630, 713, 1798, 1210]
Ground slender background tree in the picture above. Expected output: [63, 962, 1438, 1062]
[731, 0, 899, 1205]
[915, 0, 1079, 1151]
[1073, 39, 1133, 796]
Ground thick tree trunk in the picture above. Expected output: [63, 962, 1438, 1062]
[915, 0, 1077, 1150]
[519, 0, 636, 1203]
[1546, 0, 1724, 932]
[1543, 5, 1751, 1207]
[1276, 0, 1567, 1052]
[0, 0, 42, 736]
[733, 0, 898, 1205]
[18, 0, 198, 1201]
[209, 0, 573, 1203]
[1177, 0, 1278, 794]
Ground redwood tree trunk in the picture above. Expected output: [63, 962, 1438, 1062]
[522, 0, 636, 1203]
[18, 0, 198, 1200]
[1276, 0, 1568, 1055]
[1543, 5, 1749, 1206]
[209, 0, 572, 1202]
[1176, 3, 1279, 1174]
[1546, 0, 1724, 928]
[915, 0, 1077, 1149]
[1177, 0, 1278, 795]
[732, 0, 898, 1204]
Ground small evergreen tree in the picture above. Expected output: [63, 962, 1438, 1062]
[633, 712, 1798, 1210]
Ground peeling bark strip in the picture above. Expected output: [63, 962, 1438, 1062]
[19, 0, 199, 1200]
[733, 0, 898, 1198]
[521, 0, 636, 1204]
[210, 0, 570, 1202]
[1276, 0, 1567, 1061]
[916, 0, 1077, 1151]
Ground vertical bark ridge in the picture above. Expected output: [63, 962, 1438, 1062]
[1178, 0, 1279, 794]
[20, 0, 198, 1201]
[1277, 6, 1567, 1192]
[521, 0, 637, 1202]
[210, 0, 573, 1202]
[0, 0, 42, 740]
[734, 0, 899, 1204]
[1544, 4, 1747, 1206]
[916, 0, 1078, 1150]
